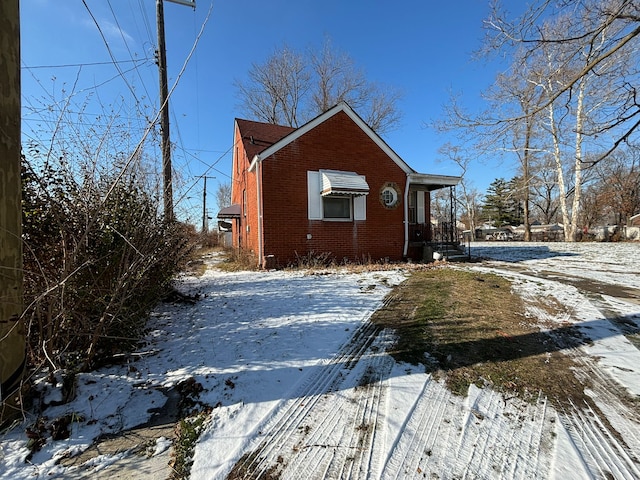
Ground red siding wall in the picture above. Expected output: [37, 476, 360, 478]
[260, 111, 409, 266]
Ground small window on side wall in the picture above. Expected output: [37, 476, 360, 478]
[379, 182, 401, 209]
[323, 196, 351, 220]
[307, 170, 367, 221]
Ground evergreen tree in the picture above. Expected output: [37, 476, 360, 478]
[506, 177, 525, 226]
[481, 178, 523, 226]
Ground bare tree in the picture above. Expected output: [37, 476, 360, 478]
[439, 0, 640, 241]
[235, 40, 402, 135]
[216, 181, 232, 212]
[590, 148, 640, 225]
[438, 143, 482, 239]
[486, 0, 640, 165]
[235, 46, 310, 128]
[491, 63, 550, 240]
[309, 38, 367, 114]
[530, 155, 561, 224]
[523, 5, 634, 240]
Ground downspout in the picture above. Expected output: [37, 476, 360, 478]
[403, 174, 411, 257]
[256, 158, 263, 268]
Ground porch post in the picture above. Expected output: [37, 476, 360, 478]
[256, 159, 264, 267]
[402, 175, 410, 257]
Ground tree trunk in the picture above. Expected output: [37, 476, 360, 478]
[569, 76, 587, 242]
[522, 116, 533, 242]
[548, 92, 571, 241]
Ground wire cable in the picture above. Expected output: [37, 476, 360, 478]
[81, 0, 143, 107]
[22, 58, 152, 69]
[102, 0, 214, 212]
[107, 0, 154, 102]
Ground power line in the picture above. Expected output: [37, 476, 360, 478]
[21, 58, 152, 70]
[174, 138, 235, 208]
[21, 64, 155, 115]
[81, 0, 143, 107]
[135, 0, 155, 46]
[107, 0, 153, 102]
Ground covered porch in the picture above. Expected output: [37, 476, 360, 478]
[403, 173, 461, 262]
[217, 203, 241, 247]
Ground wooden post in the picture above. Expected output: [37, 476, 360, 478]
[156, 0, 196, 222]
[0, 0, 25, 425]
[156, 0, 173, 221]
[202, 175, 207, 233]
[201, 176, 215, 233]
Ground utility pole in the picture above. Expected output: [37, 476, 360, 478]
[156, 0, 195, 222]
[0, 0, 25, 425]
[202, 176, 215, 233]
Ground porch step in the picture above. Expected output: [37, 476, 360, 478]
[433, 245, 470, 262]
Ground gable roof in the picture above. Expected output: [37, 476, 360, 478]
[235, 118, 295, 162]
[247, 102, 414, 174]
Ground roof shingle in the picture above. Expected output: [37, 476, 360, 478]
[235, 118, 295, 161]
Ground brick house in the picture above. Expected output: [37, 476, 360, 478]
[217, 102, 460, 268]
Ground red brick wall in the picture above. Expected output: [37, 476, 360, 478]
[260, 111, 410, 266]
[231, 123, 260, 254]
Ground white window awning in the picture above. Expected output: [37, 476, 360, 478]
[321, 170, 369, 196]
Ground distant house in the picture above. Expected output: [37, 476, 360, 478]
[218, 102, 460, 268]
[514, 223, 565, 241]
[621, 213, 640, 241]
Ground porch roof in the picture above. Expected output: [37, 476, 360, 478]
[408, 173, 461, 191]
[217, 203, 241, 219]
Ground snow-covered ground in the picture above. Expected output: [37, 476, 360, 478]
[1, 242, 639, 479]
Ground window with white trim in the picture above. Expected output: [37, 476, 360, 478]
[408, 191, 416, 223]
[381, 189, 395, 206]
[379, 183, 400, 209]
[323, 196, 351, 220]
[307, 170, 368, 221]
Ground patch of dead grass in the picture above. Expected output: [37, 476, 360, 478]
[215, 249, 260, 272]
[371, 267, 588, 405]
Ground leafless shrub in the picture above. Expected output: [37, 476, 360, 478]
[21, 152, 195, 371]
[290, 251, 336, 269]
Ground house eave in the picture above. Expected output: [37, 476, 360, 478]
[251, 102, 414, 175]
[408, 173, 461, 191]
[248, 155, 260, 172]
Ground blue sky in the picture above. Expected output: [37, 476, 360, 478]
[20, 0, 515, 224]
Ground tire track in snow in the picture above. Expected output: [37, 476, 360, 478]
[380, 376, 450, 479]
[291, 332, 394, 480]
[477, 264, 640, 479]
[455, 389, 552, 479]
[556, 399, 640, 480]
[559, 335, 640, 479]
[567, 333, 640, 460]
[380, 379, 553, 479]
[225, 323, 394, 479]
[528, 276, 640, 477]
